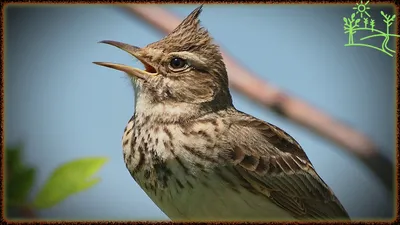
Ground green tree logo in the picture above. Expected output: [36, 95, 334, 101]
[344, 0, 400, 57]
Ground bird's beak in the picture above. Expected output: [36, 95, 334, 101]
[93, 40, 158, 81]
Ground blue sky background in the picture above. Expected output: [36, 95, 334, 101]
[5, 4, 396, 220]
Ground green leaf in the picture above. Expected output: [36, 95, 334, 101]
[391, 15, 396, 20]
[5, 145, 36, 207]
[7, 167, 36, 207]
[351, 13, 355, 20]
[343, 17, 348, 24]
[6, 145, 23, 175]
[32, 157, 108, 209]
[381, 11, 385, 16]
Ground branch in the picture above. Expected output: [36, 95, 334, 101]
[20, 205, 37, 219]
[119, 5, 393, 192]
[7, 205, 37, 219]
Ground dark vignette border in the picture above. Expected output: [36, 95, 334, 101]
[0, 0, 398, 224]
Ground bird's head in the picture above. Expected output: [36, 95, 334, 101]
[94, 6, 233, 121]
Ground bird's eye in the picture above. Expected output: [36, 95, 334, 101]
[169, 57, 187, 70]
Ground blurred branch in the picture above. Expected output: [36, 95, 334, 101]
[20, 205, 37, 219]
[119, 5, 393, 192]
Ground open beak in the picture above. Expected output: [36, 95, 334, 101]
[93, 40, 157, 81]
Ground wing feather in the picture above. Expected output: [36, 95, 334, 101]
[222, 111, 350, 220]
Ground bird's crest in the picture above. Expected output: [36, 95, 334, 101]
[147, 5, 216, 54]
[169, 5, 204, 37]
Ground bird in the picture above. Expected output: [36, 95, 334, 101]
[94, 5, 350, 222]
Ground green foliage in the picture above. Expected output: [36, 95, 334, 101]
[5, 144, 109, 215]
[6, 145, 36, 207]
[32, 157, 108, 209]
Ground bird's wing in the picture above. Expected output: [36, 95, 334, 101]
[220, 111, 350, 220]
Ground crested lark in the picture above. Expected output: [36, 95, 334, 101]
[94, 5, 350, 221]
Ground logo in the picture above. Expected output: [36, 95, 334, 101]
[343, 0, 400, 57]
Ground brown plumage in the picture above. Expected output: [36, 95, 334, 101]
[94, 5, 350, 221]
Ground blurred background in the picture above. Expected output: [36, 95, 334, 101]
[4, 4, 396, 221]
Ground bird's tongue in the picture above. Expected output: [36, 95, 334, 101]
[144, 63, 156, 73]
